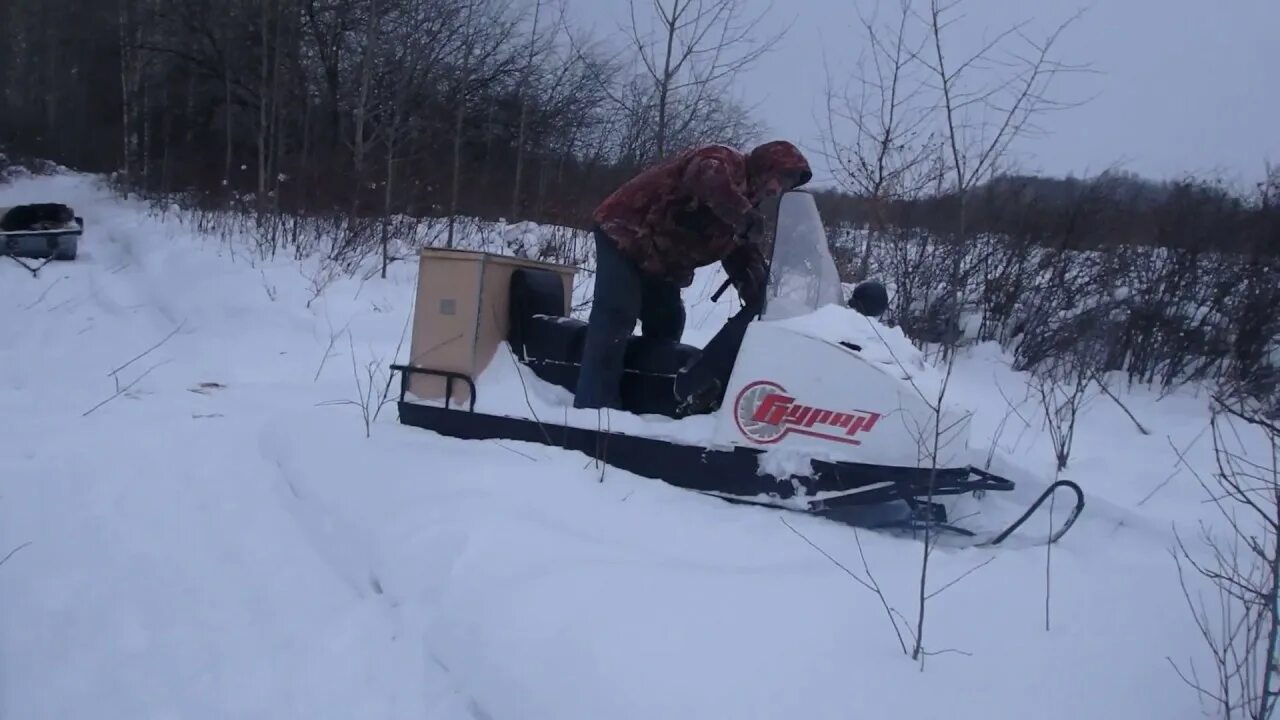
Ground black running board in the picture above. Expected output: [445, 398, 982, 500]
[398, 397, 1084, 545]
[391, 366, 1012, 509]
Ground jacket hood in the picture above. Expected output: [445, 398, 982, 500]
[746, 140, 813, 191]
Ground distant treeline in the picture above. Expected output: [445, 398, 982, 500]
[814, 170, 1279, 256]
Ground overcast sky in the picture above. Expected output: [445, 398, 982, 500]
[569, 0, 1278, 189]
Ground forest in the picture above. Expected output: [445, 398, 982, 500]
[0, 0, 770, 227]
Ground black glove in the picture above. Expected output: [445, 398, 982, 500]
[736, 265, 766, 306]
[723, 208, 767, 306]
[737, 208, 766, 242]
[724, 242, 766, 307]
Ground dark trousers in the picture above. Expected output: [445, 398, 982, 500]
[574, 227, 686, 409]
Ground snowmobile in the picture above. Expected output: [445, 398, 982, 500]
[390, 190, 1083, 546]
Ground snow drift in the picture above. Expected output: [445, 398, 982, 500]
[0, 169, 1265, 720]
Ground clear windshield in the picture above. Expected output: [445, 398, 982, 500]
[761, 190, 845, 320]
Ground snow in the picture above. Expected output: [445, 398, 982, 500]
[445, 337, 722, 445]
[0, 169, 1267, 719]
[773, 303, 950, 400]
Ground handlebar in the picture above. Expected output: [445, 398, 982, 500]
[710, 277, 733, 302]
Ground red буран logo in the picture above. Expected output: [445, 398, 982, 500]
[733, 380, 881, 445]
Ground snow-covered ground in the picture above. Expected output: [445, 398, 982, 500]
[0, 170, 1262, 719]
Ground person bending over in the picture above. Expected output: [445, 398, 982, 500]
[574, 140, 812, 410]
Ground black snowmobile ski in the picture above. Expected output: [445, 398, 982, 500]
[804, 471, 1085, 548]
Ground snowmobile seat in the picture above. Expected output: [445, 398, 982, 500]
[510, 267, 701, 374]
[510, 267, 577, 356]
[623, 335, 700, 376]
[508, 267, 704, 416]
[511, 266, 567, 319]
[524, 314, 588, 363]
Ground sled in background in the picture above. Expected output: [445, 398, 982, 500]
[2, 202, 83, 275]
[389, 190, 1084, 547]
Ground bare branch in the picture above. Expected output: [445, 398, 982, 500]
[83, 361, 170, 417]
[0, 541, 32, 568]
[109, 321, 185, 379]
[780, 517, 910, 656]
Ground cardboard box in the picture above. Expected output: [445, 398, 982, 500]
[405, 248, 577, 406]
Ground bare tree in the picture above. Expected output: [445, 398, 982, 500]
[371, 0, 463, 274]
[446, 0, 482, 249]
[510, 0, 549, 218]
[819, 0, 941, 278]
[919, 0, 1090, 207]
[445, 0, 522, 247]
[621, 0, 787, 160]
[1031, 335, 1098, 632]
[821, 0, 1091, 356]
[817, 0, 1094, 665]
[1170, 395, 1280, 720]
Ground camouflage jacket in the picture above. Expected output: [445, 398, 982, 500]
[592, 143, 811, 288]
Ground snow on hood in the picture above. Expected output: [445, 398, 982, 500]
[767, 304, 950, 404]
